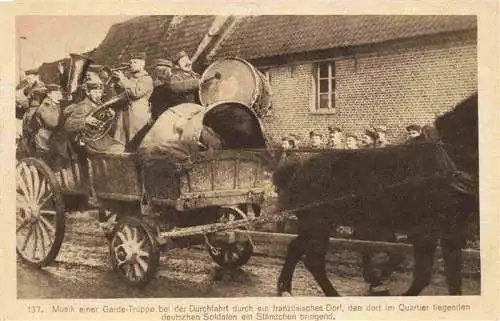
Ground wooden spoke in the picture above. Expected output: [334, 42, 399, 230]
[131, 227, 137, 242]
[136, 256, 148, 272]
[116, 231, 127, 244]
[137, 249, 150, 259]
[30, 165, 40, 205]
[16, 192, 30, 210]
[40, 210, 57, 216]
[124, 225, 133, 242]
[126, 264, 133, 280]
[17, 166, 32, 204]
[21, 224, 34, 252]
[31, 225, 39, 260]
[38, 191, 54, 208]
[16, 219, 30, 233]
[36, 178, 47, 203]
[39, 216, 56, 236]
[134, 263, 143, 279]
[37, 224, 47, 258]
[23, 164, 35, 203]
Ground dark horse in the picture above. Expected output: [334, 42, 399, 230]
[273, 93, 478, 296]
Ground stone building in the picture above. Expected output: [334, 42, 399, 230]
[210, 15, 477, 144]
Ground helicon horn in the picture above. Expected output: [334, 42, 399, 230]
[66, 53, 94, 97]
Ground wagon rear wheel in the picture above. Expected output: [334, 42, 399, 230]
[16, 158, 65, 267]
[207, 207, 254, 269]
[110, 216, 160, 287]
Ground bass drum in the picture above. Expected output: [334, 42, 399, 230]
[199, 57, 272, 118]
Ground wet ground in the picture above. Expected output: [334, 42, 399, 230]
[17, 211, 481, 298]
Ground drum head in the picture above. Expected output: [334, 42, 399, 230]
[199, 58, 258, 108]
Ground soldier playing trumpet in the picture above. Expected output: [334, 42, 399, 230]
[111, 52, 153, 145]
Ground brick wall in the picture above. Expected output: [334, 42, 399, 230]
[260, 32, 477, 146]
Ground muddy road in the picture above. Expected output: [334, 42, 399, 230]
[17, 212, 480, 298]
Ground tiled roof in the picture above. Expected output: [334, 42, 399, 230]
[212, 15, 477, 60]
[90, 15, 216, 67]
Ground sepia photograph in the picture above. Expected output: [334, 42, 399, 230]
[14, 13, 481, 302]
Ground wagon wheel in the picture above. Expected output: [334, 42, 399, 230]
[109, 216, 160, 287]
[207, 207, 254, 269]
[16, 158, 65, 267]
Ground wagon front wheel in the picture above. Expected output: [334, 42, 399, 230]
[110, 216, 160, 287]
[16, 158, 65, 267]
[207, 207, 254, 269]
[208, 238, 253, 269]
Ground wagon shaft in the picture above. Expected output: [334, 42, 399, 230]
[158, 212, 283, 240]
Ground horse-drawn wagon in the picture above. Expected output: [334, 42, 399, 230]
[16, 56, 276, 286]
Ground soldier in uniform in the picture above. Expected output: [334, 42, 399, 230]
[360, 128, 378, 148]
[85, 64, 106, 84]
[327, 126, 345, 149]
[112, 52, 153, 145]
[20, 85, 48, 156]
[373, 125, 390, 148]
[309, 130, 323, 148]
[33, 84, 65, 164]
[405, 124, 424, 143]
[148, 58, 176, 122]
[345, 133, 359, 150]
[168, 50, 201, 105]
[63, 81, 124, 153]
[16, 69, 46, 119]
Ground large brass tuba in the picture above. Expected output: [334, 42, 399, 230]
[65, 53, 94, 99]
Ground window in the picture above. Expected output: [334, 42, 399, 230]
[314, 61, 336, 112]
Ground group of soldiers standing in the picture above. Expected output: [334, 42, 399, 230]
[16, 49, 202, 167]
[280, 122, 435, 158]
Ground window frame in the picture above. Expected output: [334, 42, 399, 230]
[312, 61, 337, 114]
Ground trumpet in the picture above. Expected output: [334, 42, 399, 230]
[103, 64, 130, 85]
[103, 64, 130, 74]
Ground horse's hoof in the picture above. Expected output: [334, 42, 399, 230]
[280, 291, 292, 297]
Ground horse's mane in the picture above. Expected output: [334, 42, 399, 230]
[434, 93, 478, 177]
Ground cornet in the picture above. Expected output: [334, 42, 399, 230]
[103, 64, 131, 85]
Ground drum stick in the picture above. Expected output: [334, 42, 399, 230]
[201, 72, 222, 85]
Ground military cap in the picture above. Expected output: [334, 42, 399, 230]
[364, 128, 379, 141]
[155, 59, 174, 68]
[25, 69, 39, 76]
[406, 124, 422, 132]
[345, 133, 358, 140]
[328, 126, 342, 133]
[46, 84, 62, 92]
[87, 64, 105, 73]
[173, 50, 189, 63]
[309, 130, 322, 138]
[129, 52, 146, 60]
[85, 80, 103, 90]
[373, 125, 387, 133]
[282, 135, 292, 141]
[32, 86, 48, 94]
